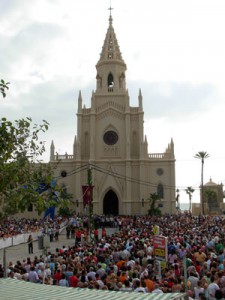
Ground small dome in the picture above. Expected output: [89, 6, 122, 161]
[204, 178, 217, 186]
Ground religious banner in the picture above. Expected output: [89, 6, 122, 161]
[82, 185, 94, 208]
[153, 235, 168, 262]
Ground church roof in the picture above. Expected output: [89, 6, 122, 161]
[96, 14, 126, 67]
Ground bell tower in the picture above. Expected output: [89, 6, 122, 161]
[95, 14, 127, 95]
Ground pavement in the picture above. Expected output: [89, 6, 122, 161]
[0, 227, 117, 267]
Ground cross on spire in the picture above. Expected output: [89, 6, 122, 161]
[108, 3, 114, 16]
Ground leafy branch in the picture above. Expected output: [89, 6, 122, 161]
[0, 79, 10, 98]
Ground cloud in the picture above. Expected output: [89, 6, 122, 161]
[1, 0, 225, 192]
[127, 80, 218, 121]
[0, 22, 64, 72]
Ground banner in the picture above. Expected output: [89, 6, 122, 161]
[82, 185, 93, 208]
[153, 235, 168, 262]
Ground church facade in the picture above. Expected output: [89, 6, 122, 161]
[50, 14, 176, 215]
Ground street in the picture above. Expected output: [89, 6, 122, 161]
[0, 227, 117, 268]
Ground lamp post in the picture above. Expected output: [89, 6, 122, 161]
[176, 189, 180, 210]
[87, 161, 94, 243]
[141, 198, 144, 207]
[76, 199, 79, 207]
[3, 248, 7, 278]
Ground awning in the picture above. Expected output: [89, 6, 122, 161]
[0, 278, 188, 300]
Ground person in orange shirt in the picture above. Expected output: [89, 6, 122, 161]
[116, 257, 125, 271]
[118, 271, 128, 284]
[194, 249, 207, 265]
[143, 273, 155, 292]
[102, 228, 106, 239]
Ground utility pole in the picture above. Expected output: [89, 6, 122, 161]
[87, 161, 94, 243]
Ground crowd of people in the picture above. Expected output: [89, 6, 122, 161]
[1, 213, 225, 299]
[0, 216, 66, 240]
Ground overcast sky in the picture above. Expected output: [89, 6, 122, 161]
[1, 0, 225, 203]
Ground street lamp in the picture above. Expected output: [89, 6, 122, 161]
[76, 199, 79, 207]
[176, 189, 180, 210]
[141, 198, 144, 207]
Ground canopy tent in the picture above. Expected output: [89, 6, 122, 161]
[0, 279, 188, 300]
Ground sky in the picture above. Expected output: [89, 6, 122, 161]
[1, 0, 225, 203]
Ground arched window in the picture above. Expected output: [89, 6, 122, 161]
[27, 203, 33, 212]
[108, 73, 114, 87]
[157, 183, 164, 199]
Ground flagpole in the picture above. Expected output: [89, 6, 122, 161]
[87, 161, 94, 243]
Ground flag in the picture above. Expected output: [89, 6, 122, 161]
[82, 185, 94, 208]
[42, 206, 56, 221]
[42, 191, 58, 222]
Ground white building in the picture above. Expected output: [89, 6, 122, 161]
[50, 13, 176, 215]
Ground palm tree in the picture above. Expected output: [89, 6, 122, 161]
[148, 193, 161, 215]
[185, 186, 195, 212]
[194, 151, 210, 215]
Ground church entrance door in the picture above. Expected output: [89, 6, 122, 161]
[103, 190, 119, 215]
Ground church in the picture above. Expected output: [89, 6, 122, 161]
[50, 13, 176, 216]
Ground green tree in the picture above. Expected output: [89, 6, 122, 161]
[148, 193, 161, 216]
[185, 186, 195, 211]
[0, 117, 71, 217]
[0, 79, 10, 98]
[194, 151, 210, 215]
[204, 189, 217, 211]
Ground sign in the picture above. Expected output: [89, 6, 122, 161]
[153, 235, 168, 262]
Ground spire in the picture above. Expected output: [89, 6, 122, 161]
[50, 140, 55, 161]
[78, 90, 82, 112]
[170, 138, 174, 156]
[97, 13, 125, 67]
[73, 135, 76, 156]
[95, 11, 127, 93]
[138, 88, 143, 109]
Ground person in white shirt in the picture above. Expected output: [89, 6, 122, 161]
[28, 266, 39, 283]
[194, 280, 205, 300]
[95, 273, 104, 289]
[208, 275, 220, 300]
[87, 267, 96, 280]
[58, 273, 69, 287]
[152, 283, 163, 294]
[133, 280, 146, 293]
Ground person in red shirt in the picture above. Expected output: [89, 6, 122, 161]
[53, 269, 62, 282]
[69, 269, 79, 288]
[75, 229, 81, 246]
[94, 229, 99, 242]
